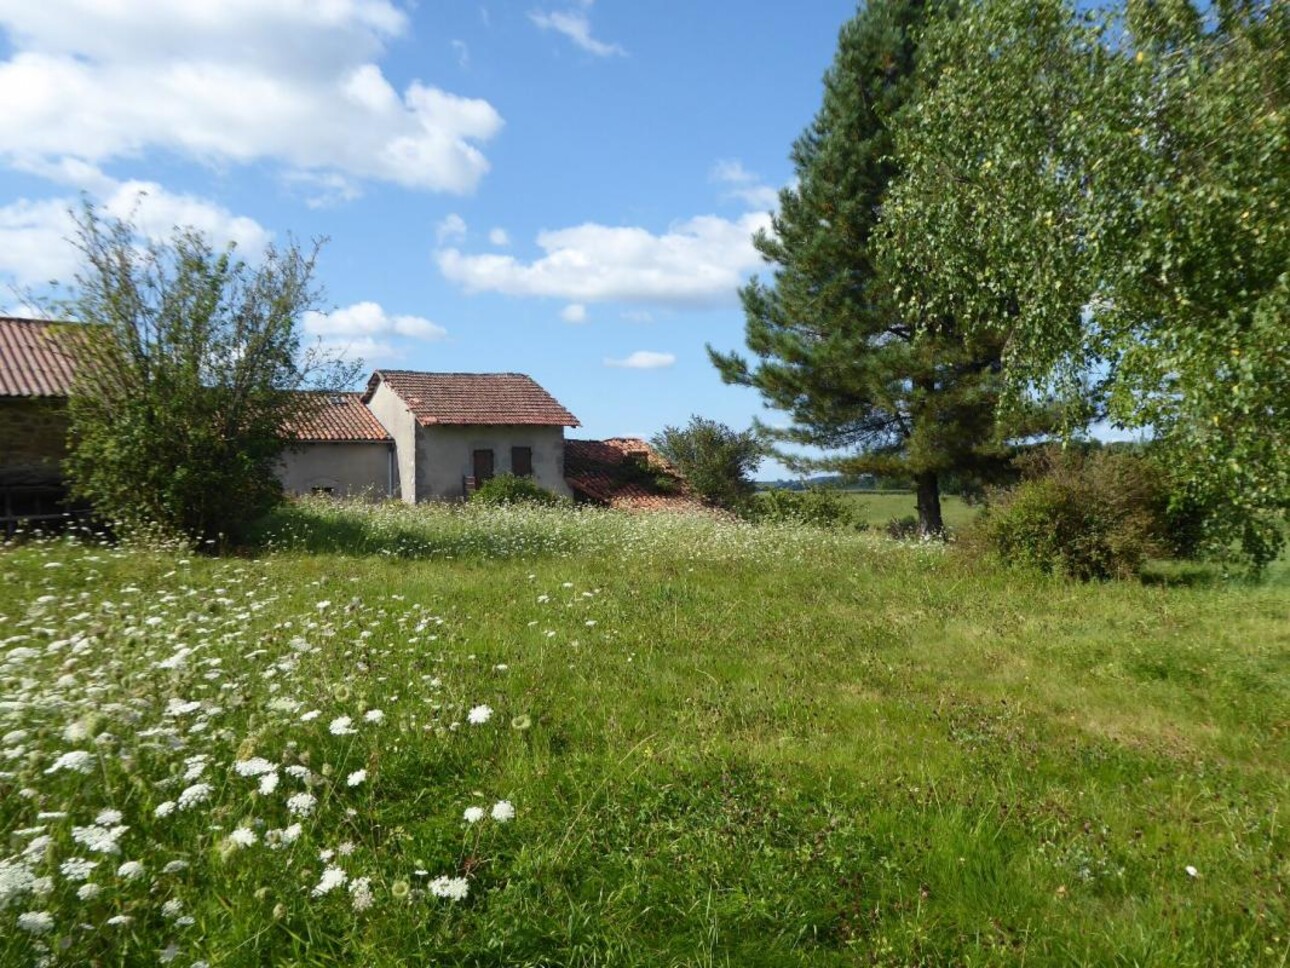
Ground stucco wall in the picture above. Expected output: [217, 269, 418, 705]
[417, 424, 570, 501]
[277, 442, 393, 499]
[363, 381, 417, 502]
[0, 398, 69, 486]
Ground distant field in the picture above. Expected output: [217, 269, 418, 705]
[1, 501, 1285, 966]
[833, 489, 979, 530]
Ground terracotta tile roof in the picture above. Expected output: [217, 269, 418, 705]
[565, 437, 709, 512]
[0, 318, 81, 398]
[365, 370, 579, 427]
[285, 392, 391, 442]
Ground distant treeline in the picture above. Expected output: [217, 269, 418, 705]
[758, 439, 1150, 495]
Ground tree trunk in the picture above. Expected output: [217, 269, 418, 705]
[914, 471, 944, 538]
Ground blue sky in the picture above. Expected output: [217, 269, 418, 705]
[0, 1, 863, 475]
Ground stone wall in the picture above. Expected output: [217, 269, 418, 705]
[0, 398, 69, 486]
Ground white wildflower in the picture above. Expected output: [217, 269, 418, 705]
[463, 806, 485, 824]
[428, 876, 470, 901]
[59, 857, 97, 881]
[77, 882, 102, 901]
[311, 866, 347, 897]
[182, 755, 209, 781]
[233, 757, 277, 777]
[300, 710, 321, 722]
[286, 792, 316, 817]
[491, 800, 516, 823]
[228, 827, 257, 848]
[0, 860, 37, 903]
[363, 709, 384, 724]
[105, 914, 133, 926]
[73, 824, 128, 854]
[328, 716, 355, 736]
[467, 705, 493, 725]
[17, 910, 54, 934]
[162, 898, 184, 919]
[258, 771, 280, 795]
[162, 860, 189, 874]
[349, 876, 373, 912]
[1185, 865, 1199, 878]
[94, 809, 123, 826]
[177, 783, 212, 810]
[45, 750, 94, 774]
[154, 801, 177, 818]
[116, 861, 145, 880]
[346, 769, 366, 787]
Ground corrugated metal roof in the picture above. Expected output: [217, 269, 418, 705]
[0, 318, 81, 398]
[285, 392, 392, 442]
[366, 370, 580, 427]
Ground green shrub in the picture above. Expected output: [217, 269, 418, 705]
[469, 474, 568, 507]
[972, 448, 1171, 580]
[752, 487, 863, 530]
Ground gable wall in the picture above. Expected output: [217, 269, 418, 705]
[277, 442, 393, 499]
[363, 379, 418, 502]
[417, 424, 570, 501]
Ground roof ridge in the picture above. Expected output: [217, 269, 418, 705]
[376, 369, 537, 378]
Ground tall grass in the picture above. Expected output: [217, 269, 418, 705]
[1, 503, 1285, 966]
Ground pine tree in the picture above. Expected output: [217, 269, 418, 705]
[709, 0, 1017, 536]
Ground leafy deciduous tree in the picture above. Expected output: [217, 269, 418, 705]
[879, 0, 1288, 566]
[60, 203, 359, 544]
[650, 416, 762, 511]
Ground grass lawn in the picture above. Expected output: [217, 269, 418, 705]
[1, 501, 1286, 966]
[834, 490, 980, 531]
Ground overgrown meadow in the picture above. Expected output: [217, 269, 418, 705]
[1, 500, 1286, 966]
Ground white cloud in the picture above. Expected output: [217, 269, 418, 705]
[711, 158, 780, 210]
[604, 351, 675, 370]
[436, 213, 468, 244]
[488, 227, 510, 247]
[451, 39, 470, 69]
[0, 0, 502, 195]
[437, 211, 771, 308]
[310, 335, 399, 366]
[0, 172, 270, 286]
[560, 303, 587, 323]
[302, 301, 447, 342]
[530, 1, 624, 57]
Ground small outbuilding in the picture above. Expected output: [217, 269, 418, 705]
[279, 393, 395, 499]
[363, 370, 580, 502]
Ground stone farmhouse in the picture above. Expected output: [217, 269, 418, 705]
[0, 317, 700, 526]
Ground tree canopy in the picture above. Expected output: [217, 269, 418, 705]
[60, 203, 358, 544]
[879, 0, 1288, 565]
[709, 0, 1037, 536]
[650, 416, 762, 511]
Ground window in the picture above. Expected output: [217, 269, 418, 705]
[511, 446, 533, 477]
[472, 449, 495, 483]
[311, 486, 335, 496]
